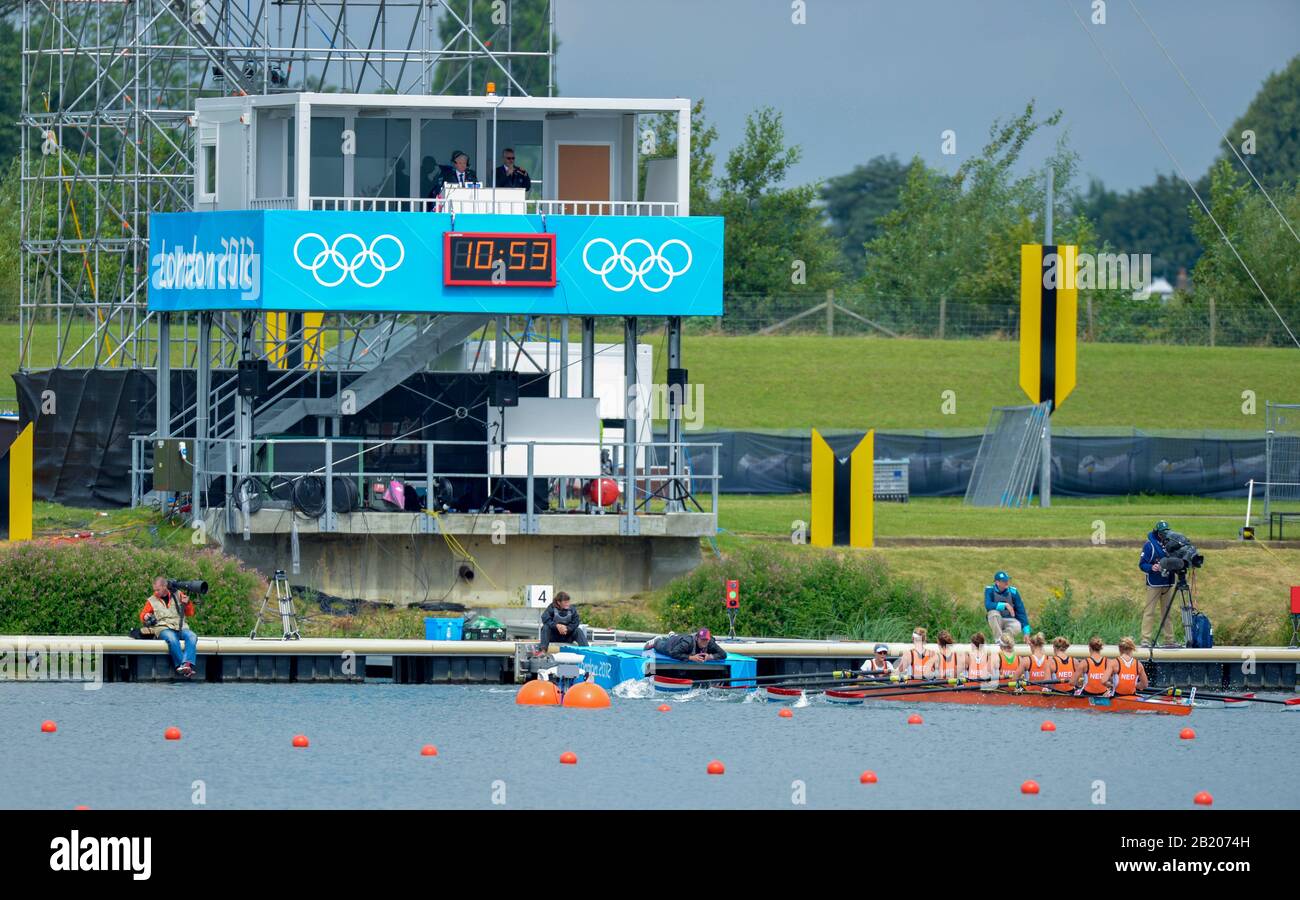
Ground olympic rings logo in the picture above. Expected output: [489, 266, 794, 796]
[292, 232, 405, 288]
[582, 238, 692, 293]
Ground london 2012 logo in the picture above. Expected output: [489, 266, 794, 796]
[582, 238, 692, 293]
[293, 232, 405, 287]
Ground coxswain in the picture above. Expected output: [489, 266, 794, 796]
[894, 628, 935, 681]
[1076, 636, 1114, 696]
[859, 643, 895, 675]
[1114, 636, 1149, 695]
[962, 632, 994, 686]
[1049, 636, 1076, 693]
[1014, 632, 1054, 691]
[934, 630, 963, 680]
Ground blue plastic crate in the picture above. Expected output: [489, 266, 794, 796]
[424, 617, 463, 641]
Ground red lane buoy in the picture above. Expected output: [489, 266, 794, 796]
[1041, 720, 1056, 732]
[859, 770, 878, 784]
[73, 805, 90, 810]
[707, 759, 726, 775]
[40, 720, 58, 733]
[164, 726, 182, 741]
[1179, 727, 1196, 740]
[1021, 780, 1040, 795]
[292, 734, 309, 748]
[907, 714, 923, 725]
[560, 751, 578, 765]
[1194, 791, 1213, 806]
[586, 477, 620, 507]
[420, 745, 439, 757]
[778, 708, 793, 719]
[657, 704, 672, 712]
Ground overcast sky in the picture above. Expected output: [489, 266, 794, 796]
[554, 0, 1299, 194]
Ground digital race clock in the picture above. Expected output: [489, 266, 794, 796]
[442, 232, 556, 287]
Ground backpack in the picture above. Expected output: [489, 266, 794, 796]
[1187, 611, 1214, 649]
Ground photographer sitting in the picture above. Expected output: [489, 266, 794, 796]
[1139, 520, 1177, 648]
[140, 576, 198, 679]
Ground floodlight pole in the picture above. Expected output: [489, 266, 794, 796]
[1041, 169, 1054, 509]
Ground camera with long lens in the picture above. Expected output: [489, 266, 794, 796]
[1158, 531, 1204, 576]
[168, 579, 209, 596]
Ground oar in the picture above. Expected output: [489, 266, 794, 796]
[795, 676, 1074, 701]
[1140, 686, 1300, 707]
[743, 672, 979, 693]
[660, 669, 890, 689]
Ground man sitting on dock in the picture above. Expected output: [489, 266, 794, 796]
[985, 571, 1030, 641]
[538, 591, 588, 653]
[644, 628, 728, 662]
[140, 576, 198, 679]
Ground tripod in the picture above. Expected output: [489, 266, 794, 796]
[251, 569, 300, 640]
[1152, 568, 1196, 650]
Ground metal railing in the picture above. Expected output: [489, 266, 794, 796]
[130, 435, 719, 537]
[290, 196, 681, 216]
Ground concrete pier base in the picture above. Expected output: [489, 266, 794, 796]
[210, 509, 710, 605]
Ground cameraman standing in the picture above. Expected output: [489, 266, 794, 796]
[1139, 520, 1177, 648]
[140, 576, 198, 679]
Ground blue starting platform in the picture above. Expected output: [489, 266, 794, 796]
[562, 645, 757, 691]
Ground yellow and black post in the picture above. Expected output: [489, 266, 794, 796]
[1019, 243, 1077, 411]
[810, 428, 874, 548]
[2, 423, 34, 541]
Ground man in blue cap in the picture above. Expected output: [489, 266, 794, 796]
[984, 571, 1030, 641]
[1140, 520, 1177, 647]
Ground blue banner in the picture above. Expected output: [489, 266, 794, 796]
[147, 210, 724, 316]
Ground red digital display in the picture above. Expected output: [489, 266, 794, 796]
[443, 232, 557, 287]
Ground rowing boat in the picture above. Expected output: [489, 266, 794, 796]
[818, 686, 1193, 716]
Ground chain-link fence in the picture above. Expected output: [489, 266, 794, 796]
[689, 291, 1298, 347]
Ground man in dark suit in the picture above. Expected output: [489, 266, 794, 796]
[493, 148, 531, 190]
[443, 150, 477, 189]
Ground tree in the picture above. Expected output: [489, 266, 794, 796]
[1222, 54, 1300, 188]
[713, 106, 840, 301]
[433, 0, 556, 97]
[1190, 159, 1300, 345]
[860, 101, 1097, 312]
[637, 99, 717, 215]
[1081, 174, 1205, 279]
[0, 20, 18, 163]
[820, 155, 910, 277]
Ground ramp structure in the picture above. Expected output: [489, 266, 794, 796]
[964, 403, 1051, 508]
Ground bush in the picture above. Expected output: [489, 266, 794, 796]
[661, 543, 981, 641]
[0, 540, 262, 635]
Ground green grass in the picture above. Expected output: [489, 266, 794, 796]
[656, 333, 1297, 431]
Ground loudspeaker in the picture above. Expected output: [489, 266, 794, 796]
[490, 370, 520, 407]
[237, 359, 268, 398]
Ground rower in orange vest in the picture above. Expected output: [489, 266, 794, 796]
[934, 630, 963, 680]
[1049, 636, 1077, 693]
[895, 627, 936, 682]
[1114, 636, 1149, 696]
[995, 632, 1021, 685]
[962, 632, 994, 686]
[1076, 636, 1116, 696]
[1014, 632, 1054, 691]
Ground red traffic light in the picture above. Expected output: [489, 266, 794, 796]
[724, 579, 739, 609]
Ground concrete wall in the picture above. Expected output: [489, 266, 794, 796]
[220, 528, 703, 606]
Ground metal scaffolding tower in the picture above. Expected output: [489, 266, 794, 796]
[17, 0, 556, 373]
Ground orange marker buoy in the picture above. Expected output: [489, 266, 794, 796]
[73, 805, 90, 810]
[1041, 721, 1056, 732]
[907, 714, 923, 725]
[164, 726, 182, 741]
[515, 680, 561, 706]
[657, 704, 672, 712]
[859, 770, 878, 784]
[292, 734, 309, 748]
[707, 759, 725, 775]
[1194, 791, 1213, 806]
[40, 720, 57, 733]
[560, 751, 578, 765]
[562, 681, 612, 709]
[1179, 727, 1196, 740]
[778, 708, 793, 718]
[1021, 780, 1040, 795]
[420, 745, 439, 757]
